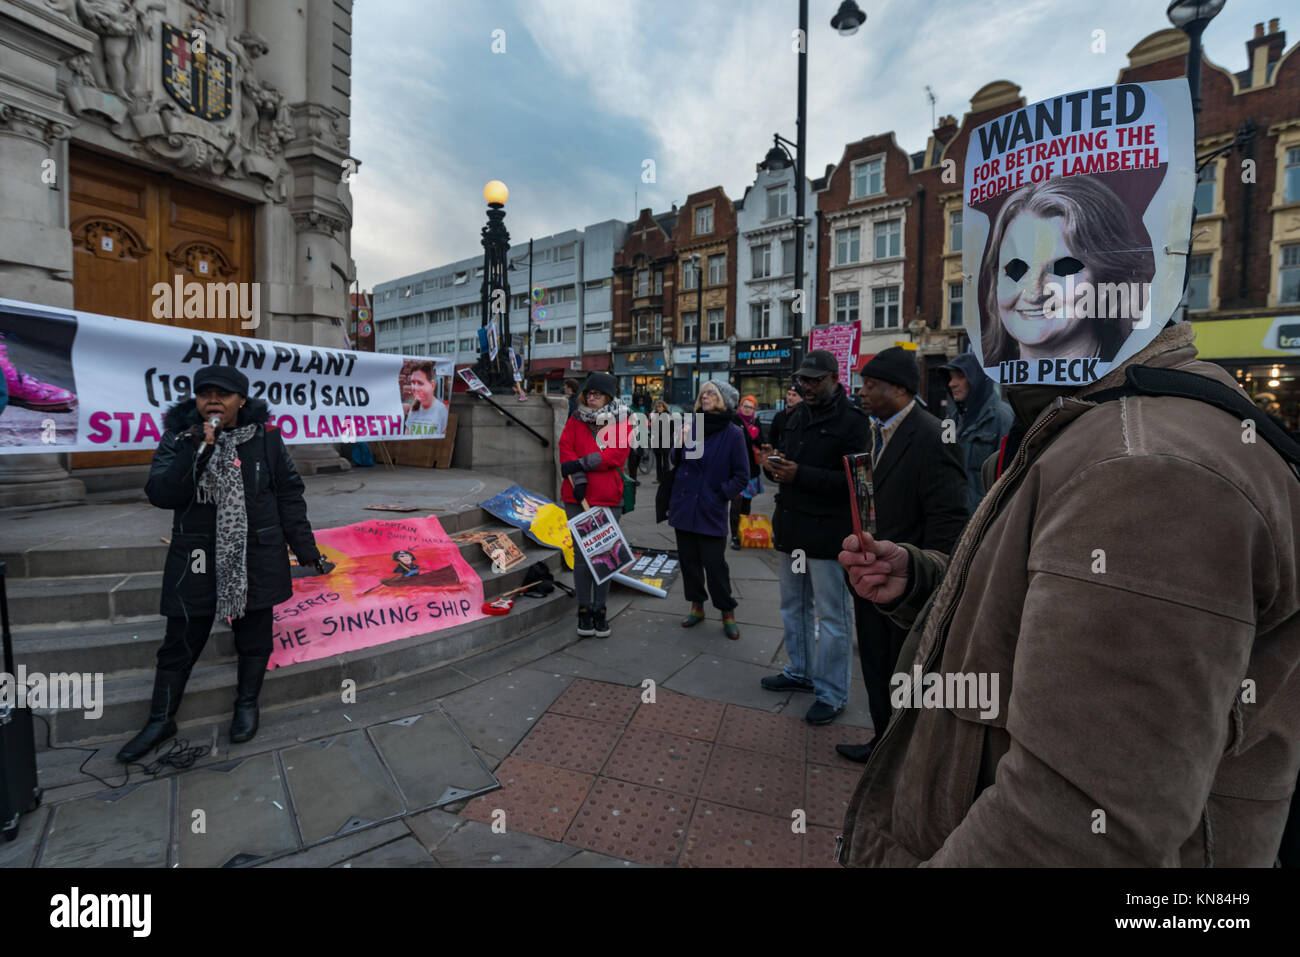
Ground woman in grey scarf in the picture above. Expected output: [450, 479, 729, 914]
[118, 365, 325, 763]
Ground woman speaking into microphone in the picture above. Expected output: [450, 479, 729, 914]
[118, 365, 326, 763]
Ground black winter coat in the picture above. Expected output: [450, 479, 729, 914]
[767, 385, 872, 559]
[870, 403, 969, 552]
[146, 398, 321, 618]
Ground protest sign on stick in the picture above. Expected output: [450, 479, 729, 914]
[566, 506, 635, 586]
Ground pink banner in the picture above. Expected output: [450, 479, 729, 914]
[809, 323, 860, 383]
[270, 516, 486, 668]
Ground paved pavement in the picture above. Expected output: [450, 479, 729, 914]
[1, 479, 876, 868]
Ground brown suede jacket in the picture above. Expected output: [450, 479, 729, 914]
[840, 324, 1300, 866]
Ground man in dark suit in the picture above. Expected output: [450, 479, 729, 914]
[837, 347, 969, 762]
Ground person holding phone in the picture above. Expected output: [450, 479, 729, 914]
[118, 365, 327, 763]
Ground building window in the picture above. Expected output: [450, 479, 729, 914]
[558, 243, 575, 261]
[707, 308, 725, 341]
[681, 311, 698, 344]
[1280, 245, 1300, 304]
[635, 313, 661, 344]
[654, 270, 663, 295]
[752, 243, 772, 278]
[779, 301, 794, 336]
[872, 286, 900, 329]
[834, 291, 859, 324]
[549, 285, 576, 304]
[562, 326, 577, 344]
[1186, 255, 1212, 311]
[836, 227, 860, 266]
[874, 219, 901, 259]
[637, 269, 649, 297]
[511, 293, 528, 311]
[766, 186, 789, 218]
[708, 253, 726, 286]
[949, 209, 963, 253]
[457, 304, 477, 319]
[853, 158, 883, 198]
[695, 204, 713, 235]
[431, 307, 454, 324]
[585, 320, 611, 334]
[459, 337, 476, 351]
[401, 314, 424, 329]
[948, 282, 964, 327]
[682, 259, 698, 290]
[1286, 147, 1300, 204]
[377, 318, 398, 334]
[1194, 163, 1216, 217]
[750, 302, 771, 338]
[782, 238, 796, 275]
[400, 285, 412, 298]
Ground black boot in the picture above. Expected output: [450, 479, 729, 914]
[116, 667, 189, 763]
[229, 656, 270, 744]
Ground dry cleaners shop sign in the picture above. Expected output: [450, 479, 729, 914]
[735, 338, 794, 369]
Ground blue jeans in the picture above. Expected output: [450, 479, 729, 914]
[779, 556, 854, 710]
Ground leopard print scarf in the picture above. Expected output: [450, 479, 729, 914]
[195, 424, 258, 622]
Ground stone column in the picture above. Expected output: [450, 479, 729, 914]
[0, 2, 93, 508]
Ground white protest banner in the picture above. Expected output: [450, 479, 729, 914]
[566, 506, 635, 586]
[963, 80, 1195, 387]
[0, 298, 451, 454]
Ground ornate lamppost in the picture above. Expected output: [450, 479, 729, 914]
[476, 179, 513, 392]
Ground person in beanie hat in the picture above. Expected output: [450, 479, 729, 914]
[937, 353, 1014, 513]
[668, 380, 751, 638]
[756, 349, 871, 725]
[119, 365, 326, 763]
[836, 348, 968, 762]
[558, 371, 632, 638]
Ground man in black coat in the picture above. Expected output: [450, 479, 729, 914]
[118, 365, 325, 763]
[758, 350, 872, 725]
[837, 347, 969, 762]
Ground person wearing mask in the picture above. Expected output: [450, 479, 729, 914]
[652, 398, 672, 484]
[729, 393, 762, 550]
[118, 365, 326, 763]
[758, 350, 871, 725]
[937, 353, 1014, 513]
[669, 381, 751, 639]
[836, 321, 1300, 866]
[836, 347, 968, 763]
[563, 378, 580, 416]
[558, 372, 632, 639]
[767, 382, 802, 450]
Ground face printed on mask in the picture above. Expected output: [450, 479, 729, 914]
[995, 213, 1100, 359]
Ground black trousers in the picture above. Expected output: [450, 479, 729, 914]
[654, 449, 670, 482]
[157, 606, 275, 673]
[854, 594, 909, 740]
[728, 494, 752, 539]
[674, 528, 737, 612]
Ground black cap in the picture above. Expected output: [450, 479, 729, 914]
[193, 365, 250, 396]
[795, 349, 838, 379]
[860, 347, 919, 395]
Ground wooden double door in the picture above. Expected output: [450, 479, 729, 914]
[68, 147, 255, 467]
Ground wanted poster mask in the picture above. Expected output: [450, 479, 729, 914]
[962, 81, 1195, 387]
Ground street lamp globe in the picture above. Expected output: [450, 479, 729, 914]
[1166, 0, 1226, 29]
[483, 180, 509, 206]
[830, 0, 867, 36]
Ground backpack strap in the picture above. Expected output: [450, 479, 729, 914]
[1089, 365, 1300, 477]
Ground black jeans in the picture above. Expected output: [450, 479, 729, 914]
[675, 528, 737, 612]
[564, 502, 614, 612]
[157, 606, 275, 673]
[854, 594, 909, 740]
[729, 494, 752, 539]
[654, 449, 670, 483]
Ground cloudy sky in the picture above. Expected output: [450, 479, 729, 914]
[350, 0, 1280, 290]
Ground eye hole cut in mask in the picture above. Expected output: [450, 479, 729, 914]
[1004, 256, 1086, 283]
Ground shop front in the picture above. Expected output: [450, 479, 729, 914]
[527, 357, 575, 395]
[612, 349, 667, 405]
[734, 338, 794, 408]
[670, 345, 731, 407]
[1192, 316, 1300, 433]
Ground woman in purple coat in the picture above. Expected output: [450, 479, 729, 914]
[669, 381, 751, 639]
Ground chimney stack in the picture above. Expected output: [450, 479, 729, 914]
[1245, 18, 1286, 88]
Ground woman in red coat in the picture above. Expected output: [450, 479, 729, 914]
[558, 372, 632, 638]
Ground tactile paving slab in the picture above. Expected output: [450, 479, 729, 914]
[281, 730, 405, 844]
[803, 824, 842, 868]
[805, 762, 863, 829]
[680, 800, 802, 868]
[368, 710, 498, 809]
[513, 712, 623, 774]
[699, 744, 804, 818]
[716, 703, 805, 758]
[600, 726, 714, 795]
[806, 722, 875, 769]
[39, 781, 171, 868]
[176, 753, 298, 867]
[629, 688, 725, 740]
[548, 678, 642, 725]
[461, 755, 593, 842]
[563, 777, 693, 867]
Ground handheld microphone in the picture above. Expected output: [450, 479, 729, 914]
[208, 415, 221, 430]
